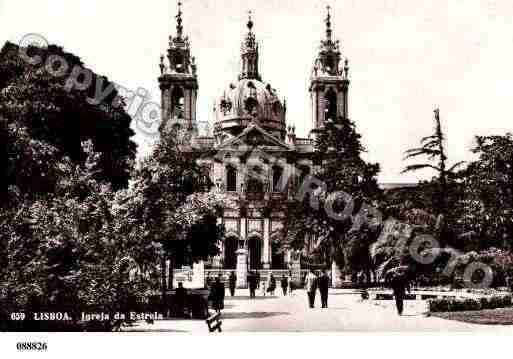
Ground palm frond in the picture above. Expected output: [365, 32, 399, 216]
[447, 161, 466, 173]
[421, 139, 441, 149]
[404, 148, 441, 159]
[401, 164, 441, 174]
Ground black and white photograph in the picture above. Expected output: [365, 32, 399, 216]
[1, 0, 513, 356]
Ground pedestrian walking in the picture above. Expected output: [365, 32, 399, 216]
[229, 271, 237, 297]
[318, 270, 330, 308]
[248, 271, 257, 299]
[256, 271, 261, 294]
[390, 273, 410, 316]
[209, 275, 225, 313]
[305, 269, 318, 308]
[267, 273, 276, 296]
[281, 275, 289, 296]
[175, 282, 189, 317]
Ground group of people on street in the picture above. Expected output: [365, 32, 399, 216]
[189, 266, 417, 318]
[304, 269, 330, 308]
[222, 271, 296, 299]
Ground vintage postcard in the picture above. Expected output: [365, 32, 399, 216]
[0, 0, 512, 355]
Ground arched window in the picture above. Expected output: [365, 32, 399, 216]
[298, 165, 310, 190]
[245, 97, 258, 115]
[325, 88, 338, 122]
[171, 87, 185, 120]
[226, 165, 237, 192]
[272, 165, 284, 192]
[246, 166, 264, 193]
[174, 54, 184, 73]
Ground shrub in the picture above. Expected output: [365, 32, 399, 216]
[503, 295, 512, 307]
[427, 296, 513, 312]
[489, 295, 502, 309]
[429, 298, 451, 312]
[480, 297, 491, 309]
[463, 298, 481, 311]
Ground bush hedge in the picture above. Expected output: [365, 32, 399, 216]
[429, 295, 512, 313]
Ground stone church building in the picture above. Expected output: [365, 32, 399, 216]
[158, 5, 350, 286]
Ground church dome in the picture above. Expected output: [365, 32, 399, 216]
[214, 79, 286, 140]
[213, 14, 287, 144]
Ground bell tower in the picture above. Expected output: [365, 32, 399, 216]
[309, 6, 350, 138]
[159, 1, 199, 135]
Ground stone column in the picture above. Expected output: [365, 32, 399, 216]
[192, 261, 205, 289]
[331, 261, 343, 288]
[284, 248, 291, 270]
[263, 218, 271, 269]
[236, 249, 248, 288]
[290, 251, 301, 283]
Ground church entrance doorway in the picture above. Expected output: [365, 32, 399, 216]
[248, 236, 262, 270]
[271, 240, 285, 269]
[224, 236, 238, 270]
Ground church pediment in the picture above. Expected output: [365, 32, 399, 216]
[216, 124, 292, 152]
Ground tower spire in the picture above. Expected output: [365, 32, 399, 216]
[239, 10, 261, 81]
[176, 1, 183, 38]
[247, 10, 254, 32]
[159, 0, 199, 136]
[325, 5, 332, 40]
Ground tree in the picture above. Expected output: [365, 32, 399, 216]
[285, 115, 381, 276]
[455, 134, 513, 250]
[402, 109, 464, 215]
[128, 129, 228, 294]
[0, 41, 136, 197]
[0, 141, 151, 331]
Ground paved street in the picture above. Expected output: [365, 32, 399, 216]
[123, 289, 513, 332]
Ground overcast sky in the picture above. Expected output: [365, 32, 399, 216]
[1, 0, 513, 183]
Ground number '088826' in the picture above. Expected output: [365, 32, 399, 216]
[16, 342, 48, 351]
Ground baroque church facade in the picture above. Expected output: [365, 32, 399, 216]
[158, 4, 350, 284]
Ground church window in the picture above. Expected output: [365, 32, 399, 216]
[171, 87, 185, 120]
[298, 165, 311, 189]
[272, 101, 280, 116]
[226, 165, 237, 192]
[246, 166, 264, 193]
[220, 99, 232, 115]
[326, 55, 336, 74]
[272, 165, 284, 192]
[245, 97, 258, 115]
[325, 88, 338, 122]
[174, 53, 184, 73]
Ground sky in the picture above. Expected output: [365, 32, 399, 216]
[1, 0, 513, 183]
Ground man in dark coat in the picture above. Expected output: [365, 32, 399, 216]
[281, 275, 289, 296]
[210, 275, 225, 313]
[391, 275, 410, 316]
[318, 270, 330, 308]
[248, 271, 257, 298]
[229, 271, 237, 297]
[268, 274, 276, 296]
[175, 282, 188, 317]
